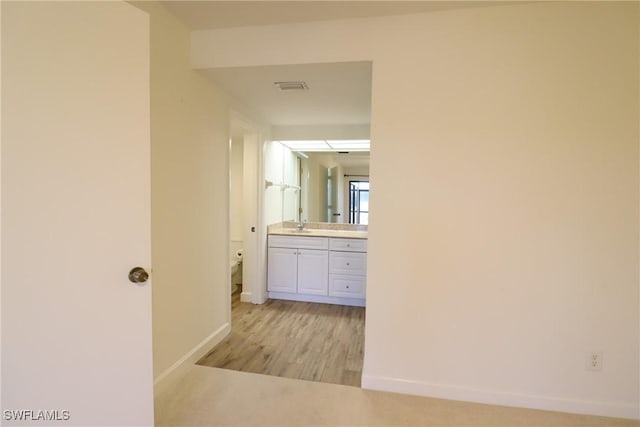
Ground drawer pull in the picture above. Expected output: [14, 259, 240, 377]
[346, 243, 351, 247]
[346, 262, 350, 266]
[346, 285, 350, 289]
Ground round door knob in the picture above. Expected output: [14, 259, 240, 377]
[129, 267, 149, 284]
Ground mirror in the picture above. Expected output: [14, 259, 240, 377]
[263, 143, 370, 226]
[208, 60, 372, 228]
[283, 150, 370, 225]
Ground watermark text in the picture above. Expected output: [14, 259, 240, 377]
[3, 409, 70, 422]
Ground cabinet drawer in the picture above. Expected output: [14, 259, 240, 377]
[268, 235, 329, 250]
[329, 238, 367, 252]
[329, 275, 366, 299]
[329, 251, 366, 275]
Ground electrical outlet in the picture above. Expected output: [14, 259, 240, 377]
[585, 352, 603, 371]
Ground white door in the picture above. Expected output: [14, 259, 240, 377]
[2, 2, 153, 426]
[297, 249, 329, 296]
[267, 247, 298, 293]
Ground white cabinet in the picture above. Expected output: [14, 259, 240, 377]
[329, 238, 368, 253]
[268, 234, 366, 306]
[297, 249, 329, 295]
[266, 247, 298, 293]
[328, 275, 366, 299]
[329, 251, 367, 276]
[267, 236, 329, 296]
[329, 242, 367, 299]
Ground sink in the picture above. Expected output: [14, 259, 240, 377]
[280, 228, 313, 234]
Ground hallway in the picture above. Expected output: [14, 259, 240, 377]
[197, 293, 365, 387]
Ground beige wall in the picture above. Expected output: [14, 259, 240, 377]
[192, 3, 639, 418]
[230, 136, 244, 244]
[303, 153, 340, 222]
[133, 2, 231, 379]
[366, 4, 638, 416]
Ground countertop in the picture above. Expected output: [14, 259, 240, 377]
[268, 227, 368, 239]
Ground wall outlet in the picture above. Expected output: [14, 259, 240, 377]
[585, 352, 603, 371]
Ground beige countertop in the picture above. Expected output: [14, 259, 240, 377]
[268, 227, 368, 239]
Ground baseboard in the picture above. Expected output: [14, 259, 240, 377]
[268, 291, 365, 307]
[361, 374, 639, 420]
[240, 291, 252, 302]
[153, 322, 231, 389]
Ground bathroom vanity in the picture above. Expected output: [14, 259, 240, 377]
[267, 225, 367, 307]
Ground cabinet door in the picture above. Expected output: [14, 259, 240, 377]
[297, 249, 329, 296]
[267, 247, 298, 292]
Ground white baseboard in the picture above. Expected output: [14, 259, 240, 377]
[154, 322, 230, 389]
[240, 291, 252, 302]
[268, 291, 365, 307]
[361, 374, 639, 420]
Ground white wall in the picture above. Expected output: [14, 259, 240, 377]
[1, 1, 4, 410]
[273, 124, 370, 140]
[304, 153, 340, 222]
[230, 135, 244, 246]
[334, 164, 345, 223]
[133, 2, 231, 381]
[192, 3, 639, 418]
[307, 156, 327, 222]
[344, 167, 370, 176]
[283, 150, 299, 222]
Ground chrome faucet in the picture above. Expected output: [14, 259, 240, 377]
[297, 208, 305, 230]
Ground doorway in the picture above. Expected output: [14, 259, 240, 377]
[348, 180, 370, 225]
[197, 62, 371, 388]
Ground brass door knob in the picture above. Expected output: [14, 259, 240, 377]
[129, 267, 149, 284]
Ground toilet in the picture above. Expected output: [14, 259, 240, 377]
[231, 249, 243, 294]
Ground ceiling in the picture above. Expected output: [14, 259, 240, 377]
[331, 152, 370, 170]
[169, 1, 501, 164]
[202, 61, 372, 126]
[163, 1, 501, 31]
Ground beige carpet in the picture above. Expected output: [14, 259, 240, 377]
[154, 366, 638, 426]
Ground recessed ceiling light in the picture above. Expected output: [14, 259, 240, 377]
[276, 140, 370, 152]
[280, 140, 330, 151]
[326, 140, 370, 151]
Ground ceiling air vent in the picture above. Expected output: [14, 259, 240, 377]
[274, 81, 309, 92]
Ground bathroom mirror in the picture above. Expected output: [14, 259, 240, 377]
[298, 152, 370, 224]
[273, 148, 370, 225]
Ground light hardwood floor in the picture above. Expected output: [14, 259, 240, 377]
[197, 291, 365, 387]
